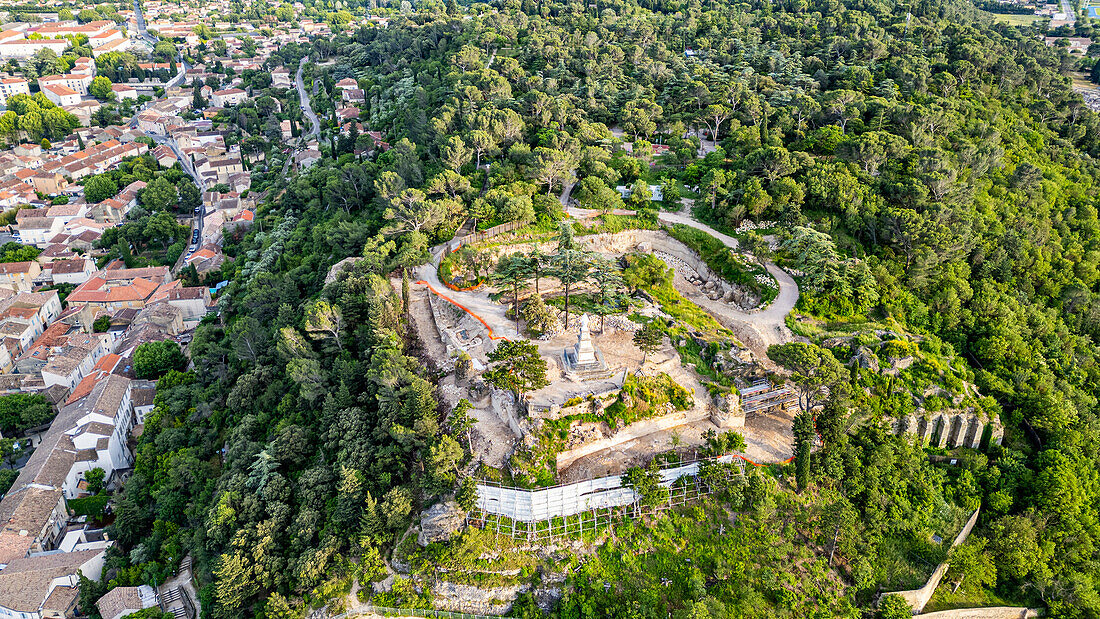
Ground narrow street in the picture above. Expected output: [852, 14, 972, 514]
[296, 56, 321, 141]
[132, 0, 158, 45]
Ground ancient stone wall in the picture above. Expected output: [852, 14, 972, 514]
[489, 386, 524, 438]
[914, 608, 1038, 619]
[889, 508, 981, 613]
[890, 410, 1003, 450]
[554, 407, 712, 471]
[426, 290, 493, 366]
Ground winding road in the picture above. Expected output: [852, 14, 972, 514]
[655, 210, 798, 357]
[296, 57, 321, 141]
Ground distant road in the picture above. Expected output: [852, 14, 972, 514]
[1061, 0, 1076, 23]
[132, 0, 158, 45]
[295, 57, 321, 141]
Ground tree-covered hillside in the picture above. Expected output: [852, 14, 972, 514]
[88, 0, 1100, 616]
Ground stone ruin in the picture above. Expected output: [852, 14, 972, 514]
[709, 391, 745, 430]
[890, 411, 1003, 450]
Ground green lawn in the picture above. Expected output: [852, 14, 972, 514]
[984, 11, 1045, 26]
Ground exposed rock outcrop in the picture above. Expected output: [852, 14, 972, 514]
[417, 501, 467, 546]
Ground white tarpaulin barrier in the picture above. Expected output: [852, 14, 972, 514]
[476, 456, 738, 523]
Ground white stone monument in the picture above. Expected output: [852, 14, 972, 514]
[562, 314, 611, 380]
[573, 314, 598, 366]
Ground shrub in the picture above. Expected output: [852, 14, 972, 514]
[92, 315, 111, 332]
[880, 339, 915, 359]
[68, 493, 109, 518]
[521, 295, 559, 337]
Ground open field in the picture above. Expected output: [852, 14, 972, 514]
[983, 11, 1045, 25]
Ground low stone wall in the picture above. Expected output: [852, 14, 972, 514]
[915, 608, 1038, 619]
[889, 508, 981, 613]
[426, 291, 493, 367]
[532, 388, 623, 421]
[554, 406, 712, 471]
[489, 387, 523, 438]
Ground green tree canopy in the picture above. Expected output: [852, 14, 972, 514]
[83, 174, 119, 203]
[767, 342, 844, 414]
[482, 340, 549, 396]
[133, 341, 187, 379]
[0, 394, 53, 436]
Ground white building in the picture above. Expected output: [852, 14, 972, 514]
[59, 374, 136, 496]
[0, 77, 29, 106]
[38, 73, 94, 96]
[111, 83, 138, 100]
[0, 38, 69, 60]
[41, 84, 81, 107]
[211, 87, 246, 107]
[41, 333, 112, 391]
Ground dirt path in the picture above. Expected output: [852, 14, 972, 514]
[565, 204, 800, 354]
[401, 278, 447, 365]
[467, 402, 516, 468]
[559, 181, 574, 207]
[412, 246, 522, 342]
[657, 210, 798, 355]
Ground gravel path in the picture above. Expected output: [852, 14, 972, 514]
[656, 210, 799, 353]
[413, 246, 522, 341]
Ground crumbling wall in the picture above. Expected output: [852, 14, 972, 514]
[913, 608, 1038, 619]
[888, 508, 981, 613]
[426, 290, 492, 367]
[554, 407, 711, 471]
[891, 410, 1003, 450]
[489, 386, 524, 438]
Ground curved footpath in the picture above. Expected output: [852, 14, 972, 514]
[413, 246, 523, 342]
[656, 210, 799, 352]
[414, 210, 800, 357]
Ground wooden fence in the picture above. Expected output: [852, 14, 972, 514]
[450, 220, 530, 250]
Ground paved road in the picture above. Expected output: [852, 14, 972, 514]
[296, 57, 321, 141]
[1061, 0, 1076, 23]
[132, 0, 158, 45]
[149, 134, 204, 274]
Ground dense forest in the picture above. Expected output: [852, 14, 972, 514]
[88, 0, 1100, 616]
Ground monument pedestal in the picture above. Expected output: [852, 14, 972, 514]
[562, 314, 612, 381]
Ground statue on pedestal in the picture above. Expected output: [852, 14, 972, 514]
[574, 314, 597, 366]
[563, 314, 610, 380]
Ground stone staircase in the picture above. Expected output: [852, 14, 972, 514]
[159, 586, 193, 619]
